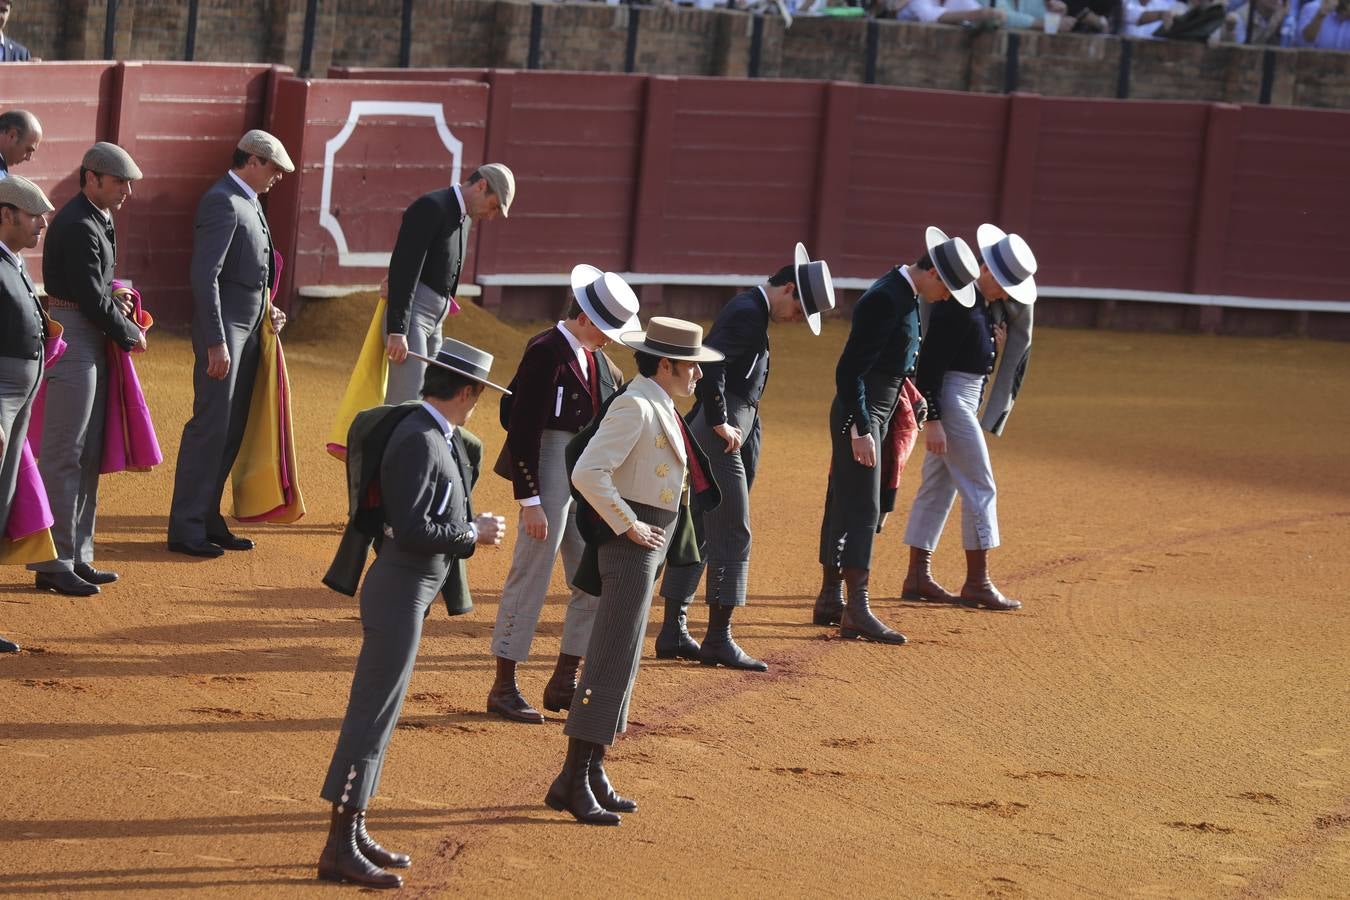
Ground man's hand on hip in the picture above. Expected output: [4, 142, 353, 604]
[626, 521, 665, 549]
[713, 422, 743, 453]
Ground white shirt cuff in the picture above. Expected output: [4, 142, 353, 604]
[519, 496, 542, 507]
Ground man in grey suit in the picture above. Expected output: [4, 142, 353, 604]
[317, 339, 507, 889]
[30, 143, 145, 596]
[0, 175, 53, 652]
[167, 130, 293, 558]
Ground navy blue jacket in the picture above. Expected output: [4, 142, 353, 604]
[915, 289, 997, 421]
[692, 288, 771, 427]
[834, 268, 921, 431]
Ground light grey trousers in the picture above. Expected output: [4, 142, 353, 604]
[491, 429, 598, 662]
[564, 501, 677, 747]
[30, 310, 107, 573]
[659, 400, 757, 607]
[383, 281, 449, 405]
[903, 371, 1000, 552]
[0, 355, 41, 532]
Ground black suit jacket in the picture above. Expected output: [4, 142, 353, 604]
[41, 193, 141, 350]
[691, 288, 771, 428]
[495, 326, 622, 500]
[1, 37, 30, 61]
[0, 250, 45, 360]
[834, 267, 921, 432]
[385, 187, 467, 335]
[914, 288, 996, 421]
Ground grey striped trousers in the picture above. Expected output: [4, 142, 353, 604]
[659, 400, 757, 607]
[491, 429, 598, 662]
[383, 281, 450, 405]
[903, 371, 999, 551]
[564, 501, 677, 747]
[30, 309, 107, 573]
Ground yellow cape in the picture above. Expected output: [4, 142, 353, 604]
[0, 528, 57, 565]
[230, 306, 305, 523]
[326, 298, 389, 461]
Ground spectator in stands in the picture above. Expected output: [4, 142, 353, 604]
[994, 0, 1079, 31]
[1231, 0, 1291, 42]
[0, 2, 31, 61]
[871, 0, 913, 17]
[0, 110, 41, 179]
[1299, 0, 1350, 47]
[901, 0, 1009, 27]
[1125, 0, 1181, 35]
[1066, 0, 1123, 32]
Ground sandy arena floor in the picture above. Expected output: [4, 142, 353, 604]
[2, 294, 1348, 898]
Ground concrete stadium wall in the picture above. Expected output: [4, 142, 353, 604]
[12, 1, 1350, 112]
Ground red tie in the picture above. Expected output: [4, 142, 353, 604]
[675, 414, 712, 494]
[584, 348, 600, 416]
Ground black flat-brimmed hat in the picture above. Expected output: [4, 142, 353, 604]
[408, 337, 511, 394]
[977, 224, 1038, 305]
[924, 226, 980, 308]
[570, 264, 641, 341]
[793, 242, 836, 335]
[620, 316, 725, 363]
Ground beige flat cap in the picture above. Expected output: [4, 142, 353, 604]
[0, 174, 55, 215]
[476, 163, 515, 218]
[238, 129, 294, 174]
[82, 142, 143, 181]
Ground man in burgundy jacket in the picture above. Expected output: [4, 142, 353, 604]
[485, 265, 639, 723]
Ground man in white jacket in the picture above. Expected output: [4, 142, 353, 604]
[544, 317, 723, 826]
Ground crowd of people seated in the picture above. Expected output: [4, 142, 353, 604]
[554, 0, 1350, 50]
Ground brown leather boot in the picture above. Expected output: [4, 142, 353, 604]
[317, 804, 402, 888]
[839, 567, 907, 644]
[354, 811, 410, 869]
[901, 546, 961, 604]
[960, 549, 1022, 611]
[812, 565, 845, 625]
[542, 653, 581, 712]
[544, 737, 622, 825]
[487, 656, 545, 724]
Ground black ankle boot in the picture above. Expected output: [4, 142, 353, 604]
[699, 604, 767, 671]
[812, 565, 844, 625]
[654, 595, 701, 660]
[588, 742, 637, 813]
[317, 804, 403, 888]
[544, 737, 622, 825]
[354, 811, 411, 869]
[839, 567, 907, 645]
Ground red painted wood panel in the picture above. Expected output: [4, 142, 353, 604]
[264, 77, 489, 306]
[1028, 98, 1208, 293]
[1219, 105, 1350, 300]
[840, 86, 1007, 278]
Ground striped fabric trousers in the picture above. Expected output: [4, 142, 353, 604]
[564, 500, 678, 747]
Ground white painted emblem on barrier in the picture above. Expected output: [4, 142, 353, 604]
[319, 101, 463, 268]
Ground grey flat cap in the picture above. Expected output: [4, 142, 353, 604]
[238, 129, 294, 173]
[0, 174, 54, 214]
[476, 163, 515, 218]
[81, 142, 143, 181]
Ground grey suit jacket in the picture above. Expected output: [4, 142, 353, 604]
[189, 173, 273, 347]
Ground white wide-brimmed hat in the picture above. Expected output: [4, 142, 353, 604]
[620, 316, 726, 364]
[571, 264, 641, 341]
[408, 337, 511, 394]
[925, 226, 980, 308]
[793, 242, 836, 335]
[977, 224, 1038, 305]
